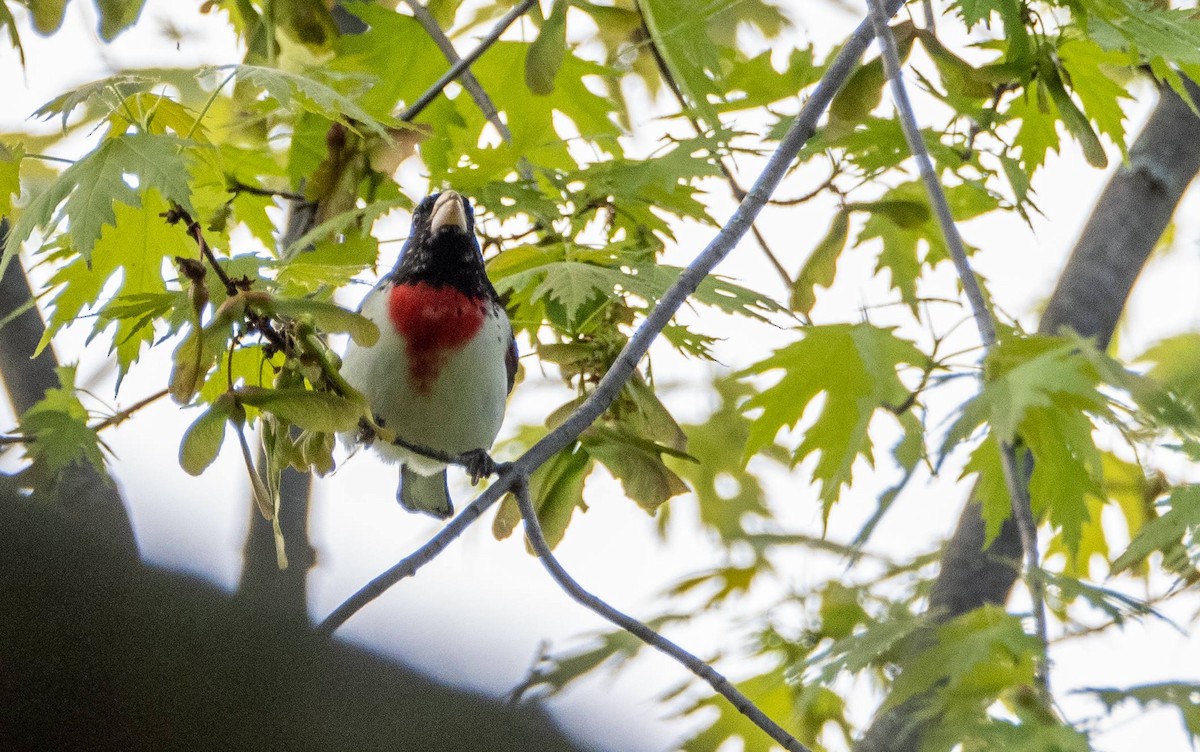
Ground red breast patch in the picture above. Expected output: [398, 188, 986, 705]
[388, 282, 487, 394]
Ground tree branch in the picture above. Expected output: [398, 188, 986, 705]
[865, 0, 1050, 700]
[399, 0, 538, 123]
[511, 477, 813, 752]
[855, 73, 1200, 752]
[317, 0, 908, 635]
[315, 471, 519, 636]
[636, 6, 793, 287]
[404, 0, 510, 141]
[402, 0, 534, 183]
[165, 205, 289, 355]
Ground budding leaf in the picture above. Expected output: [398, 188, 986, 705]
[18, 366, 108, 477]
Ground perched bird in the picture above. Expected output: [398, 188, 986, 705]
[341, 190, 517, 518]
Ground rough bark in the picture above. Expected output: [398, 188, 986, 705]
[0, 220, 138, 558]
[855, 76, 1200, 752]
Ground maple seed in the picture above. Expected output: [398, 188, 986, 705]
[175, 256, 207, 283]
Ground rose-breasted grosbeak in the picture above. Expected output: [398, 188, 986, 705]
[341, 190, 517, 518]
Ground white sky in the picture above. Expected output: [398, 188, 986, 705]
[2, 2, 1199, 751]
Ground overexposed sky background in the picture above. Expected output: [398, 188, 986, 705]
[2, 1, 1199, 750]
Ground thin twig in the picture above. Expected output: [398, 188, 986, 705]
[227, 179, 306, 202]
[91, 388, 170, 431]
[399, 0, 538, 123]
[404, 0, 534, 183]
[637, 10, 792, 287]
[404, 1, 508, 139]
[165, 204, 289, 354]
[317, 0, 908, 637]
[22, 152, 76, 165]
[512, 477, 812, 752]
[0, 387, 171, 445]
[314, 470, 519, 636]
[864, 0, 1051, 701]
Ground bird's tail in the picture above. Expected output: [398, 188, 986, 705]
[398, 466, 453, 519]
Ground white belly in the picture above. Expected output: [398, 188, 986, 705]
[341, 286, 511, 475]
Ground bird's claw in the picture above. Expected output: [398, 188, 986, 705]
[461, 448, 498, 485]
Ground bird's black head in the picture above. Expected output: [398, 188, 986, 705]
[390, 190, 496, 298]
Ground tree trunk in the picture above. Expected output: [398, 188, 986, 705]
[0, 220, 138, 558]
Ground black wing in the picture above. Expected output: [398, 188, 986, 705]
[505, 334, 518, 395]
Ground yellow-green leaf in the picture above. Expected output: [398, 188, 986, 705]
[0, 142, 21, 217]
[234, 386, 362, 433]
[269, 298, 380, 346]
[30, 0, 69, 34]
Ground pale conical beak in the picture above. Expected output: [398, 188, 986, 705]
[430, 190, 468, 233]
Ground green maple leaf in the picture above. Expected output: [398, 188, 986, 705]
[858, 181, 998, 308]
[957, 0, 996, 29]
[638, 0, 726, 127]
[1058, 38, 1131, 154]
[739, 323, 926, 518]
[37, 191, 192, 385]
[31, 73, 156, 129]
[792, 208, 849, 314]
[581, 426, 689, 514]
[668, 379, 780, 542]
[529, 261, 615, 320]
[1008, 89, 1061, 176]
[888, 606, 1039, 712]
[95, 0, 147, 40]
[719, 47, 821, 114]
[811, 606, 923, 684]
[218, 64, 390, 138]
[1084, 0, 1200, 67]
[465, 42, 621, 169]
[0, 3, 23, 65]
[1139, 332, 1200, 408]
[1046, 453, 1154, 577]
[1111, 485, 1200, 574]
[19, 366, 108, 477]
[331, 4, 447, 118]
[493, 443, 594, 550]
[946, 336, 1113, 552]
[3, 133, 194, 270]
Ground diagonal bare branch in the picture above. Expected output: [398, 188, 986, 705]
[317, 0, 907, 637]
[405, 0, 510, 141]
[400, 0, 538, 123]
[403, 0, 534, 182]
[315, 4, 909, 744]
[511, 477, 812, 752]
